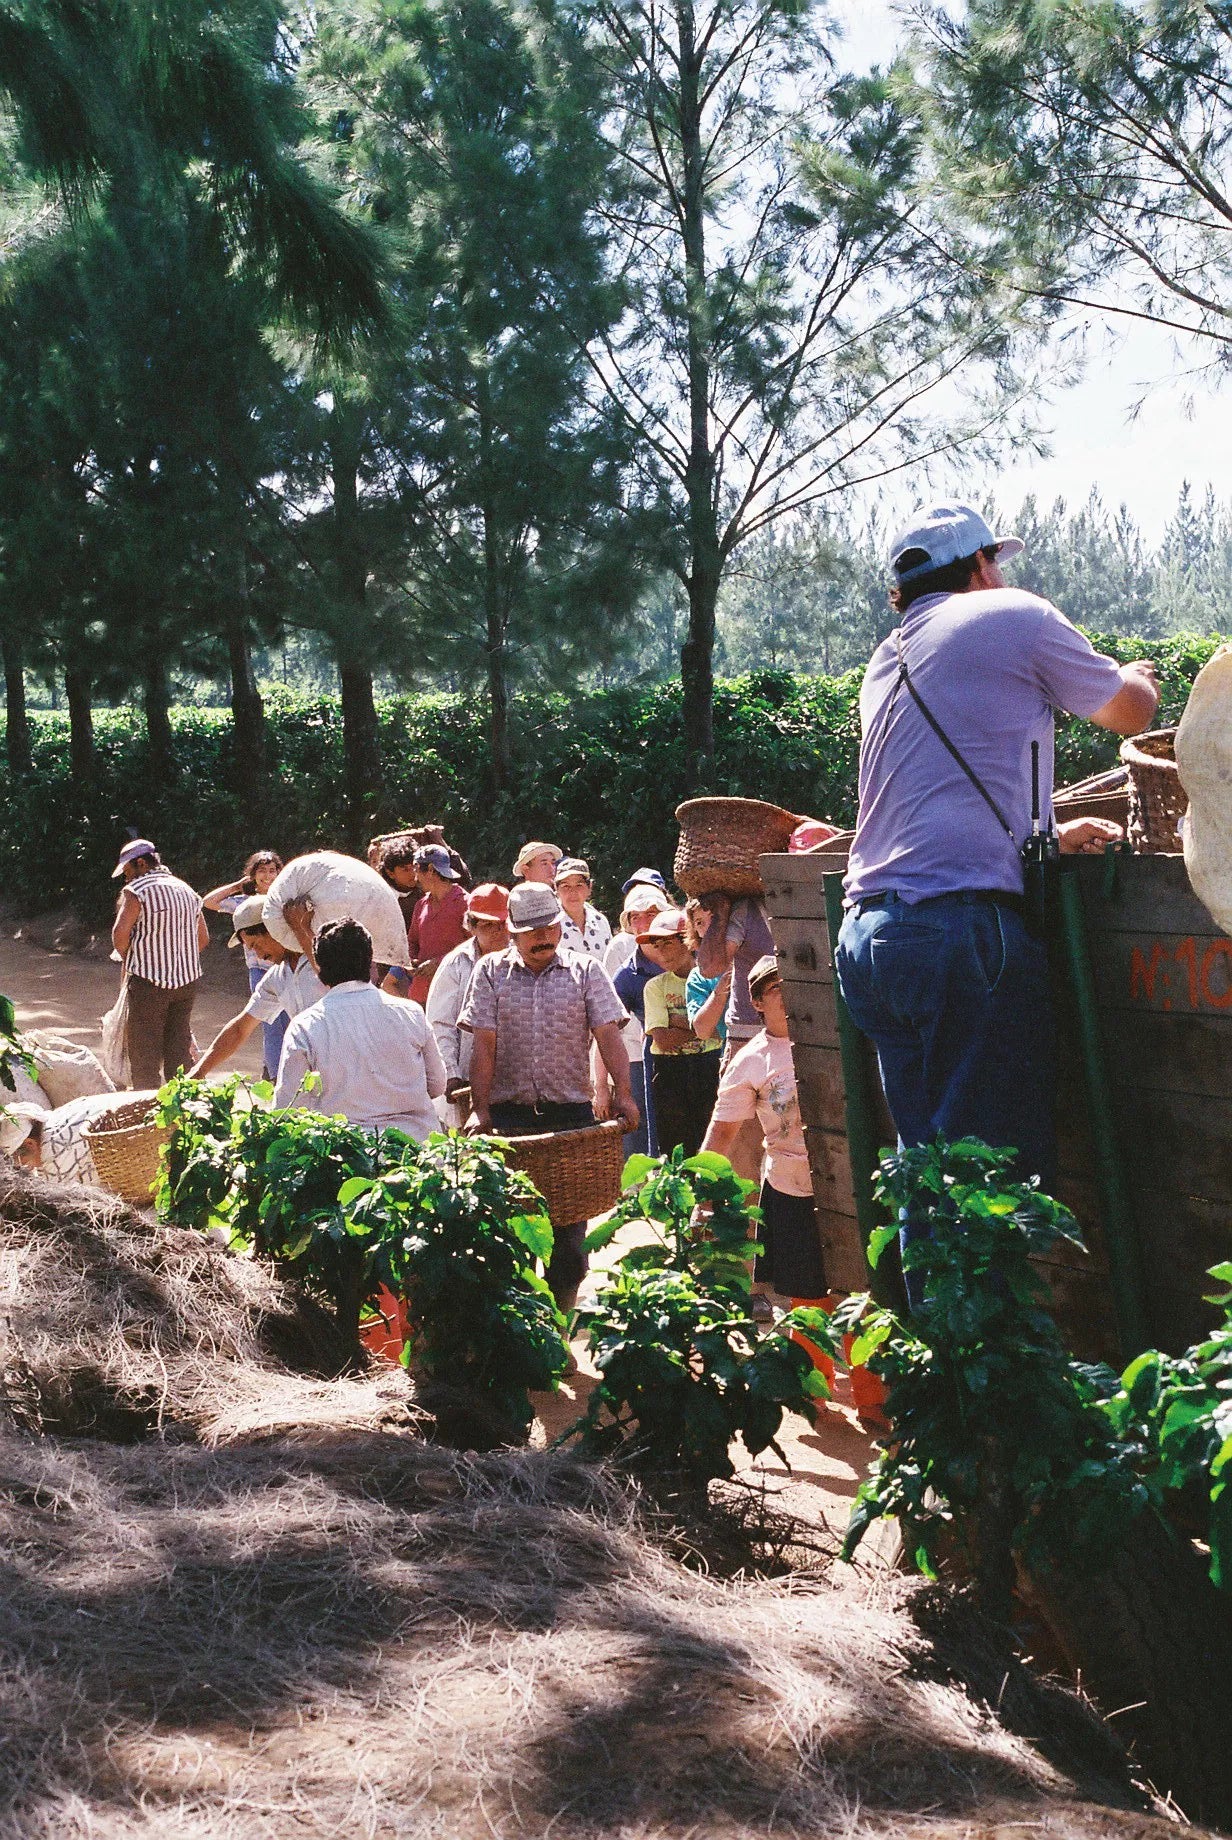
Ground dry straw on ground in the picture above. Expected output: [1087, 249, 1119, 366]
[0, 1171, 1212, 1839]
[0, 1166, 414, 1445]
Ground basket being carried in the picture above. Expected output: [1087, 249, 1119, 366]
[1120, 728, 1187, 855]
[499, 1120, 626, 1226]
[674, 797, 801, 898]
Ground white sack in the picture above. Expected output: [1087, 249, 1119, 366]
[5, 1061, 49, 1111]
[24, 1030, 116, 1107]
[100, 983, 131, 1089]
[1174, 643, 1232, 935]
[263, 851, 411, 968]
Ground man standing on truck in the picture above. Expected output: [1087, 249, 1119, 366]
[834, 503, 1159, 1290]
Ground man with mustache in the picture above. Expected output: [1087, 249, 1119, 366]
[459, 881, 637, 1310]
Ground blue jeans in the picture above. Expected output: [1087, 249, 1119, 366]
[835, 892, 1056, 1304]
[249, 961, 288, 1080]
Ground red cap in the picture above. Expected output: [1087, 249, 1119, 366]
[636, 907, 689, 943]
[467, 882, 510, 923]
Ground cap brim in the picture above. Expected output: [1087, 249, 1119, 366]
[993, 535, 1024, 562]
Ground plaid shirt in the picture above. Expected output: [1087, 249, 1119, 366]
[458, 945, 626, 1106]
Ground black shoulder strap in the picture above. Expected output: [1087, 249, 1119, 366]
[893, 630, 1017, 844]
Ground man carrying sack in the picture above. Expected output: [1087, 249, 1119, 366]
[833, 503, 1159, 1300]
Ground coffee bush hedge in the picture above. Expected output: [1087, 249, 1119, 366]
[1, 633, 1220, 924]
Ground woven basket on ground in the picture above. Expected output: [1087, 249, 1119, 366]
[1120, 728, 1187, 854]
[500, 1119, 626, 1225]
[84, 1098, 169, 1206]
[674, 797, 800, 898]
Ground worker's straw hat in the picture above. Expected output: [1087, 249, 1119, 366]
[227, 894, 268, 946]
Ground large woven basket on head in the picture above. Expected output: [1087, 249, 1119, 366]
[501, 1119, 626, 1226]
[84, 1098, 169, 1207]
[674, 797, 801, 898]
[1120, 728, 1187, 854]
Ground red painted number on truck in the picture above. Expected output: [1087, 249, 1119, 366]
[1130, 937, 1232, 1011]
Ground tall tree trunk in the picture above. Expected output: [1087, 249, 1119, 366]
[225, 497, 264, 787]
[330, 404, 379, 851]
[479, 385, 513, 792]
[338, 661, 379, 852]
[226, 609, 265, 789]
[64, 665, 94, 787]
[2, 632, 31, 777]
[678, 0, 719, 790]
[143, 646, 173, 780]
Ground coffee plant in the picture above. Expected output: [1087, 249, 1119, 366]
[574, 1146, 836, 1489]
[340, 1134, 570, 1444]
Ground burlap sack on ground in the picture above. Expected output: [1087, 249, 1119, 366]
[24, 1031, 116, 1106]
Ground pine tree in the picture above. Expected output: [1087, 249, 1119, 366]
[308, 0, 644, 793]
[916, 2, 1232, 357]
[577, 0, 1037, 782]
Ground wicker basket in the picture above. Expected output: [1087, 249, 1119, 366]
[84, 1098, 169, 1206]
[674, 797, 801, 898]
[1120, 728, 1188, 854]
[1052, 786, 1131, 831]
[501, 1119, 626, 1225]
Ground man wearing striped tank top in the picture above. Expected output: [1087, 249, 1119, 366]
[111, 839, 209, 1089]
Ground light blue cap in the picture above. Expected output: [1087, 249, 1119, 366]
[889, 502, 1023, 583]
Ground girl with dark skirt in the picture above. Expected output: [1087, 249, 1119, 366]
[700, 952, 886, 1424]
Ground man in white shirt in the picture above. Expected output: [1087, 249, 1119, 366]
[425, 883, 510, 1120]
[190, 898, 325, 1081]
[274, 917, 447, 1140]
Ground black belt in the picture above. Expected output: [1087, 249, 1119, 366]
[853, 888, 1026, 920]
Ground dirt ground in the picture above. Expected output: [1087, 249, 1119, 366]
[0, 917, 266, 1076]
[0, 921, 878, 1541]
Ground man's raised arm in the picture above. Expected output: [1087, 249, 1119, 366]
[1089, 660, 1160, 736]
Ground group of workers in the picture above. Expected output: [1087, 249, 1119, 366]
[4, 500, 1163, 1337]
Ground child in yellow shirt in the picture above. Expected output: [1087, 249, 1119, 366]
[638, 908, 720, 1158]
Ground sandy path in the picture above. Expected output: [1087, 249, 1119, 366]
[0, 922, 265, 1077]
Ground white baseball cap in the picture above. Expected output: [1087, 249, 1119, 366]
[888, 503, 1023, 583]
[228, 894, 269, 947]
[111, 838, 157, 878]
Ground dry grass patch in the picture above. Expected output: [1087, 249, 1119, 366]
[0, 1168, 1211, 1839]
[0, 1427, 1194, 1840]
[0, 1167, 414, 1444]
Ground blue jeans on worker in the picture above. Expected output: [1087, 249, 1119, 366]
[248, 962, 288, 1081]
[834, 891, 1056, 1308]
[621, 1050, 658, 1163]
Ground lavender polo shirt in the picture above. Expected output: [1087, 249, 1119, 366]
[844, 589, 1125, 905]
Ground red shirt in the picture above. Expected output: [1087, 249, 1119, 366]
[407, 883, 469, 1005]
